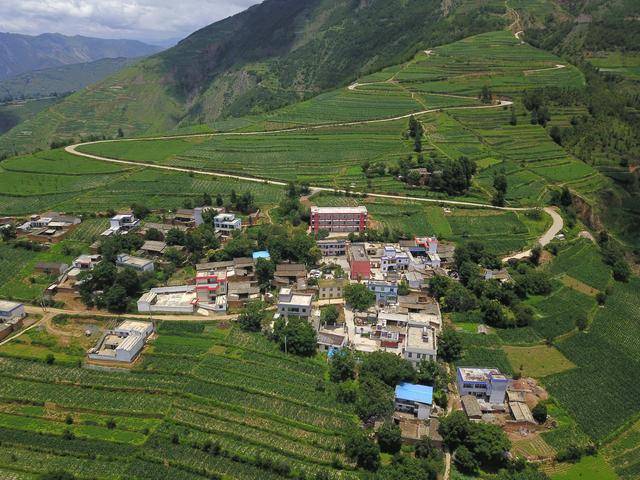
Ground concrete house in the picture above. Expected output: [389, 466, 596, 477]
[404, 326, 438, 366]
[88, 321, 153, 363]
[348, 243, 371, 280]
[101, 214, 140, 236]
[0, 301, 25, 321]
[395, 383, 433, 420]
[276, 288, 313, 319]
[317, 331, 347, 352]
[309, 206, 368, 233]
[213, 213, 242, 234]
[318, 278, 346, 300]
[317, 239, 347, 256]
[116, 254, 154, 272]
[368, 279, 398, 304]
[381, 245, 411, 273]
[457, 367, 511, 406]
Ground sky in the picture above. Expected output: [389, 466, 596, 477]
[0, 0, 262, 45]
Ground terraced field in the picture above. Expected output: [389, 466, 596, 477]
[312, 193, 550, 255]
[0, 150, 284, 216]
[544, 278, 640, 441]
[0, 321, 358, 479]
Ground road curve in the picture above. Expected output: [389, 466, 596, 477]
[502, 206, 563, 262]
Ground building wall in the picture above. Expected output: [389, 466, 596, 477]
[310, 211, 367, 233]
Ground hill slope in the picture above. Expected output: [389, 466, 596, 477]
[0, 57, 138, 101]
[0, 0, 508, 154]
[0, 32, 161, 80]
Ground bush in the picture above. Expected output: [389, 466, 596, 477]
[532, 403, 548, 424]
[454, 445, 479, 474]
[345, 432, 380, 471]
[377, 421, 402, 454]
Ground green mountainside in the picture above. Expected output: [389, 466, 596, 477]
[0, 57, 138, 101]
[0, 0, 508, 154]
[0, 32, 161, 80]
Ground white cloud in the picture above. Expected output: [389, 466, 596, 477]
[0, 0, 261, 44]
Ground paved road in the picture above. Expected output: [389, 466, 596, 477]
[502, 206, 564, 262]
[23, 305, 238, 322]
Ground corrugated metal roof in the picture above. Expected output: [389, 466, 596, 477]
[395, 383, 433, 405]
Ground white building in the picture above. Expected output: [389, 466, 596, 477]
[214, 213, 242, 234]
[101, 214, 140, 236]
[395, 383, 433, 420]
[137, 286, 197, 314]
[404, 326, 437, 366]
[0, 301, 25, 321]
[457, 367, 511, 405]
[87, 321, 153, 363]
[276, 288, 313, 319]
[381, 245, 411, 273]
[116, 254, 155, 272]
[368, 279, 398, 305]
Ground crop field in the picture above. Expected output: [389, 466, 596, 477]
[0, 150, 285, 216]
[544, 278, 640, 441]
[588, 52, 640, 81]
[548, 240, 611, 292]
[527, 285, 596, 339]
[311, 193, 548, 255]
[0, 320, 358, 479]
[503, 345, 575, 378]
[604, 417, 640, 480]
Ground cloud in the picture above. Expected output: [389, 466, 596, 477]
[0, 0, 261, 44]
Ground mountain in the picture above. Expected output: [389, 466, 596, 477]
[0, 57, 138, 101]
[0, 0, 508, 154]
[0, 32, 161, 80]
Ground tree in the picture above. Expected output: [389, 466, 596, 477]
[117, 127, 124, 138]
[510, 107, 517, 126]
[360, 351, 414, 387]
[145, 228, 163, 241]
[238, 301, 266, 332]
[415, 437, 437, 460]
[330, 349, 356, 382]
[532, 403, 548, 424]
[356, 376, 395, 422]
[103, 284, 129, 312]
[612, 259, 631, 282]
[439, 411, 472, 448]
[345, 432, 380, 471]
[336, 379, 359, 403]
[466, 422, 511, 468]
[255, 258, 275, 290]
[575, 313, 588, 331]
[272, 317, 317, 357]
[0, 224, 16, 242]
[397, 280, 410, 296]
[321, 305, 340, 326]
[438, 327, 463, 362]
[131, 203, 150, 220]
[216, 193, 223, 207]
[377, 421, 402, 454]
[480, 85, 492, 104]
[45, 353, 55, 365]
[530, 245, 542, 266]
[344, 283, 376, 311]
[454, 445, 479, 474]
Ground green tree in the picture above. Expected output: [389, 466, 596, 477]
[144, 228, 164, 241]
[255, 258, 275, 290]
[360, 351, 414, 387]
[377, 421, 402, 454]
[532, 403, 548, 424]
[0, 224, 16, 242]
[215, 193, 223, 207]
[329, 348, 356, 382]
[414, 437, 437, 460]
[238, 301, 266, 332]
[272, 317, 317, 357]
[356, 376, 395, 422]
[321, 305, 340, 325]
[103, 284, 129, 312]
[454, 445, 479, 474]
[40, 472, 76, 480]
[439, 411, 472, 448]
[438, 327, 463, 362]
[344, 283, 376, 311]
[345, 431, 380, 471]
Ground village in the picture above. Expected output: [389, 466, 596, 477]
[0, 203, 552, 460]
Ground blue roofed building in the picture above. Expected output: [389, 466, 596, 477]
[394, 382, 433, 420]
[252, 251, 271, 261]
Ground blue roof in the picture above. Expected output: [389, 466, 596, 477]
[252, 251, 271, 260]
[395, 382, 433, 405]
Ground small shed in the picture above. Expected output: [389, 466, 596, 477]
[394, 383, 433, 420]
[461, 395, 483, 420]
[510, 401, 535, 423]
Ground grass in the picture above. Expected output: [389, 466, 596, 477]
[503, 345, 575, 378]
[550, 455, 618, 480]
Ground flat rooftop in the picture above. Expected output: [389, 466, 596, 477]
[311, 206, 367, 214]
[280, 292, 313, 307]
[349, 244, 368, 262]
[152, 290, 196, 308]
[458, 367, 510, 383]
[395, 382, 433, 405]
[0, 300, 23, 311]
[406, 326, 436, 350]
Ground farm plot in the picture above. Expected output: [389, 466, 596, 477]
[548, 240, 611, 292]
[604, 417, 640, 480]
[0, 322, 357, 479]
[503, 345, 575, 378]
[544, 279, 640, 441]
